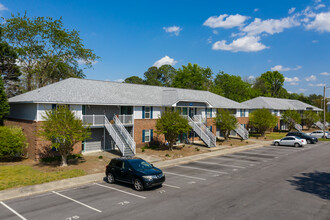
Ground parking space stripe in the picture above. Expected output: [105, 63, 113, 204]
[163, 184, 181, 189]
[94, 183, 146, 199]
[234, 152, 277, 158]
[177, 165, 229, 174]
[195, 161, 246, 169]
[212, 156, 260, 163]
[52, 191, 102, 212]
[0, 202, 27, 220]
[0, 201, 27, 220]
[164, 172, 207, 180]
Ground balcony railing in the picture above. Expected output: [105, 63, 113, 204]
[118, 115, 134, 125]
[82, 114, 134, 126]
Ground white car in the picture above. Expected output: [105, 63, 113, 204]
[307, 130, 330, 139]
[273, 136, 307, 147]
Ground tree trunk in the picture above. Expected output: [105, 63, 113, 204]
[61, 154, 68, 167]
[169, 142, 173, 151]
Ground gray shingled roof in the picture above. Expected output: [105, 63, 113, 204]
[9, 78, 247, 109]
[242, 96, 322, 111]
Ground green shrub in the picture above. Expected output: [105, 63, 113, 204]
[0, 126, 27, 158]
[98, 156, 103, 159]
[165, 154, 170, 157]
[196, 147, 200, 151]
[142, 149, 145, 152]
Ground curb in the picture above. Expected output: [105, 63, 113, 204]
[0, 143, 269, 201]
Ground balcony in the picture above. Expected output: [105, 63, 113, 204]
[82, 115, 134, 127]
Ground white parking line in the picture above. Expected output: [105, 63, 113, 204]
[211, 157, 260, 164]
[163, 184, 181, 189]
[52, 191, 102, 213]
[235, 152, 277, 157]
[164, 172, 207, 180]
[177, 165, 229, 174]
[94, 183, 146, 199]
[0, 201, 27, 220]
[195, 161, 246, 169]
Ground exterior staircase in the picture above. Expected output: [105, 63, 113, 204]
[104, 116, 135, 156]
[314, 121, 326, 130]
[234, 123, 249, 140]
[183, 115, 216, 148]
[294, 123, 302, 132]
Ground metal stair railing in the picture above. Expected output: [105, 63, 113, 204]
[182, 115, 215, 148]
[192, 115, 216, 147]
[234, 123, 249, 140]
[113, 115, 136, 154]
[314, 121, 325, 130]
[294, 123, 302, 132]
[103, 116, 127, 156]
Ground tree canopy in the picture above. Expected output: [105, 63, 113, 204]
[0, 27, 21, 97]
[155, 109, 191, 151]
[0, 76, 10, 125]
[249, 108, 278, 136]
[1, 13, 99, 92]
[282, 110, 302, 131]
[38, 105, 91, 166]
[215, 109, 237, 141]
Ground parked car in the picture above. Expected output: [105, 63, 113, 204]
[286, 132, 318, 144]
[273, 136, 307, 147]
[105, 157, 165, 191]
[307, 130, 330, 139]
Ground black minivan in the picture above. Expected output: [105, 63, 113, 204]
[105, 157, 165, 191]
[286, 132, 318, 144]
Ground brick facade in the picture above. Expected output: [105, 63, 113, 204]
[206, 118, 216, 135]
[237, 117, 249, 126]
[5, 119, 82, 160]
[133, 119, 165, 147]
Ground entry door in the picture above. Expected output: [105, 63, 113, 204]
[189, 108, 196, 118]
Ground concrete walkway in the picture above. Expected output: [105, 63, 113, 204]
[0, 142, 270, 201]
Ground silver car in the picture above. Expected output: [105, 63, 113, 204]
[307, 130, 330, 139]
[273, 136, 307, 147]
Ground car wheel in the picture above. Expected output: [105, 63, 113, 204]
[294, 143, 300, 148]
[106, 172, 115, 184]
[274, 142, 279, 146]
[307, 140, 311, 144]
[133, 178, 144, 191]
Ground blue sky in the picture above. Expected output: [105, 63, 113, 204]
[1, 0, 329, 95]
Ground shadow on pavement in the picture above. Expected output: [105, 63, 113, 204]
[288, 171, 330, 200]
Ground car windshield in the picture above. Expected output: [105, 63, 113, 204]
[128, 159, 153, 171]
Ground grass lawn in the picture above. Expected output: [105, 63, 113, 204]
[265, 132, 287, 140]
[0, 165, 85, 191]
[319, 138, 330, 141]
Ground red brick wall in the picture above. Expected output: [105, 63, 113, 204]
[134, 119, 165, 147]
[206, 118, 216, 135]
[5, 119, 82, 160]
[237, 117, 249, 126]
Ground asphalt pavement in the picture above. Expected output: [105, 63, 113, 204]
[1, 142, 329, 220]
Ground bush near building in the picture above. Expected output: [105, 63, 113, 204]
[249, 108, 278, 136]
[0, 126, 27, 159]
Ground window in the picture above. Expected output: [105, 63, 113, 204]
[207, 108, 212, 118]
[143, 129, 153, 142]
[240, 109, 245, 117]
[182, 107, 188, 115]
[145, 107, 150, 118]
[143, 106, 152, 119]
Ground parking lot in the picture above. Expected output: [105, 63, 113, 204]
[1, 142, 329, 220]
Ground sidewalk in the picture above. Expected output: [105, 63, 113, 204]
[0, 142, 270, 201]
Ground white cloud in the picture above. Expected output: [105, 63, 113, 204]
[308, 83, 326, 86]
[312, 40, 319, 43]
[298, 88, 307, 92]
[207, 36, 212, 44]
[212, 30, 218, 35]
[153, 56, 178, 68]
[285, 76, 300, 82]
[315, 4, 325, 10]
[114, 79, 124, 83]
[254, 8, 259, 12]
[305, 75, 317, 81]
[242, 16, 300, 36]
[320, 72, 330, 76]
[248, 75, 255, 80]
[288, 8, 296, 14]
[203, 14, 249, 29]
[306, 12, 330, 32]
[212, 36, 268, 52]
[290, 82, 299, 85]
[0, 3, 8, 11]
[271, 65, 302, 72]
[163, 26, 182, 36]
[288, 91, 293, 94]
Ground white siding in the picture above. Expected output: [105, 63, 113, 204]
[70, 105, 82, 119]
[134, 106, 143, 119]
[37, 104, 52, 121]
[153, 107, 161, 119]
[9, 103, 37, 121]
[196, 108, 203, 116]
[211, 108, 216, 117]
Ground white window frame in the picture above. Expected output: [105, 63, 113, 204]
[145, 130, 151, 142]
[145, 107, 151, 119]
